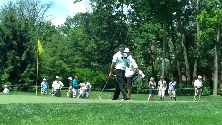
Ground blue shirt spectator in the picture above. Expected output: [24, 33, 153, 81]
[169, 80, 176, 91]
[72, 78, 79, 89]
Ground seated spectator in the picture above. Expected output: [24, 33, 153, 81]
[3, 85, 9, 93]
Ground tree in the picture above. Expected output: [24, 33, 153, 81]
[0, 0, 52, 90]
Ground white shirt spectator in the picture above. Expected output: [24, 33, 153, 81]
[3, 88, 9, 93]
[194, 80, 202, 88]
[112, 51, 129, 70]
[158, 80, 167, 90]
[52, 80, 64, 91]
[85, 82, 91, 90]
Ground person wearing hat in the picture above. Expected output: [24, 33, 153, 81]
[157, 76, 167, 101]
[168, 78, 176, 101]
[124, 47, 142, 100]
[41, 78, 49, 95]
[3, 85, 9, 93]
[67, 77, 73, 98]
[52, 76, 64, 97]
[108, 44, 130, 100]
[194, 75, 203, 101]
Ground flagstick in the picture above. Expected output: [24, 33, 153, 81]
[36, 51, 39, 97]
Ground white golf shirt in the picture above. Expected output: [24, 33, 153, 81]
[125, 55, 138, 77]
[112, 51, 129, 70]
[52, 80, 64, 90]
[3, 88, 9, 93]
[194, 79, 202, 88]
[85, 82, 91, 89]
[158, 80, 167, 91]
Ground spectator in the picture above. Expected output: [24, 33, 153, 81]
[72, 76, 79, 98]
[77, 82, 86, 99]
[168, 78, 176, 101]
[148, 77, 156, 101]
[194, 75, 203, 101]
[67, 77, 73, 98]
[41, 78, 49, 95]
[84, 78, 91, 98]
[3, 85, 9, 93]
[52, 76, 64, 97]
[157, 76, 167, 101]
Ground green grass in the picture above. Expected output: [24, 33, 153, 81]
[1, 90, 222, 125]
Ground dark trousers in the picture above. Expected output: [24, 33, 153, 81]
[113, 69, 127, 100]
[55, 89, 61, 97]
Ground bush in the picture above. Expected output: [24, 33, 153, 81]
[201, 87, 210, 96]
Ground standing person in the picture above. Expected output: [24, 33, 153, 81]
[52, 76, 64, 97]
[41, 78, 49, 95]
[168, 78, 176, 101]
[148, 77, 156, 101]
[84, 78, 91, 98]
[157, 76, 167, 101]
[108, 44, 130, 100]
[72, 76, 79, 98]
[124, 47, 142, 100]
[67, 77, 73, 98]
[194, 75, 203, 101]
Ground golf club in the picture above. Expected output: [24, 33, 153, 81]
[98, 77, 110, 99]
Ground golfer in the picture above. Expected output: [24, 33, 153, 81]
[40, 78, 49, 95]
[194, 75, 203, 101]
[124, 47, 141, 100]
[52, 76, 64, 97]
[168, 78, 176, 101]
[157, 76, 167, 101]
[109, 44, 130, 100]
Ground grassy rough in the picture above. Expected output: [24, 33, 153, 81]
[0, 91, 222, 125]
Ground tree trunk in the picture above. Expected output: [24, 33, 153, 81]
[172, 36, 182, 84]
[213, 28, 219, 96]
[193, 0, 201, 85]
[181, 33, 191, 86]
[161, 19, 166, 77]
[177, 60, 182, 84]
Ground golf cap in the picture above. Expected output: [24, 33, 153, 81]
[124, 48, 129, 53]
[4, 85, 7, 87]
[43, 78, 46, 80]
[68, 77, 72, 80]
[198, 76, 202, 79]
[56, 76, 59, 79]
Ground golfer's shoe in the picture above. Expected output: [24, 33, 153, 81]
[121, 98, 131, 101]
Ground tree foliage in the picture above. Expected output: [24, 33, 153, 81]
[0, 0, 222, 93]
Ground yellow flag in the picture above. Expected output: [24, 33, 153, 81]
[37, 39, 44, 55]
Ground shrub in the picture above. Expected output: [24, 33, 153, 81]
[201, 87, 210, 96]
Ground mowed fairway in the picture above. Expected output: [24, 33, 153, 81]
[1, 91, 222, 125]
